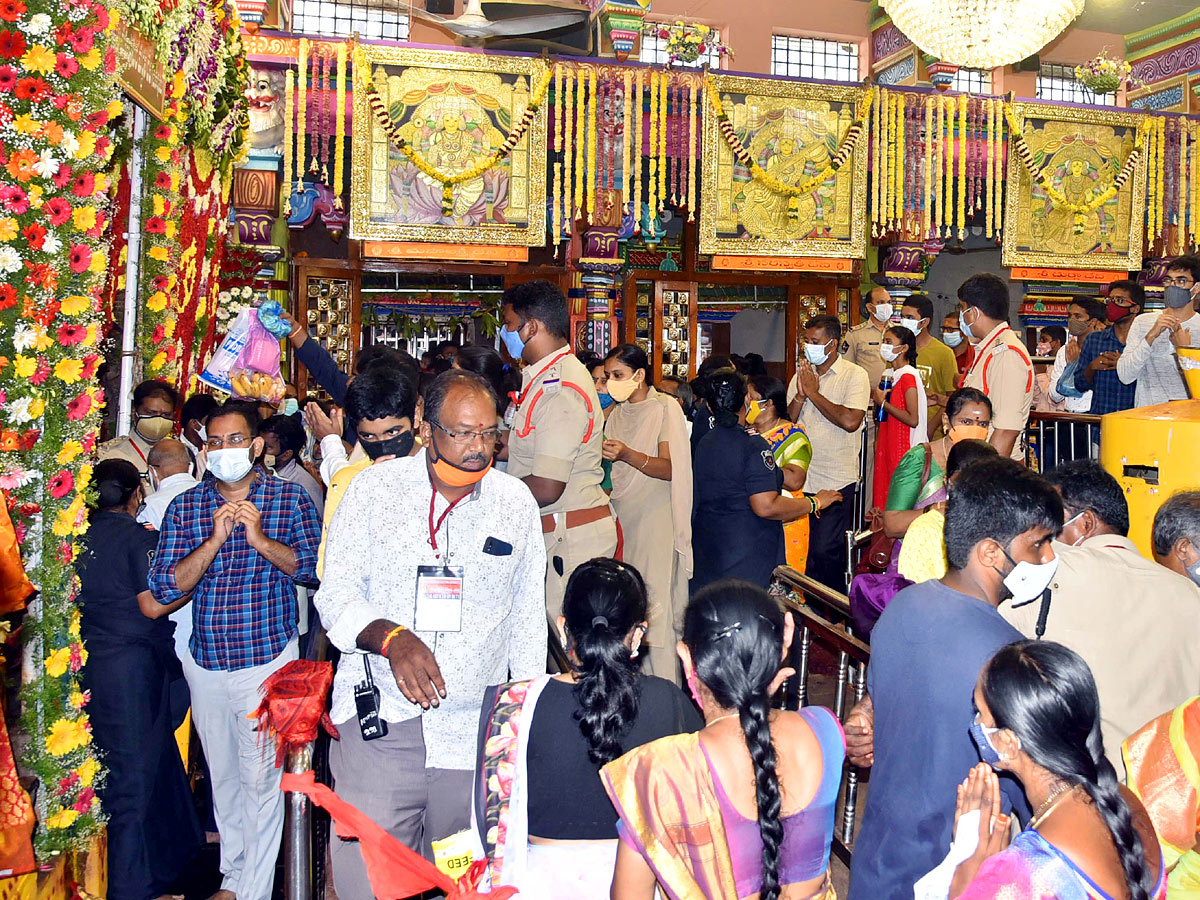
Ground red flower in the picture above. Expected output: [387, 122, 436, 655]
[154, 172, 170, 190]
[145, 216, 165, 234]
[66, 391, 91, 421]
[0, 284, 15, 310]
[66, 27, 92, 54]
[57, 771, 78, 794]
[48, 469, 73, 499]
[13, 78, 36, 101]
[92, 5, 108, 29]
[29, 358, 49, 386]
[56, 541, 72, 565]
[152, 275, 169, 291]
[71, 171, 93, 198]
[24, 262, 55, 292]
[51, 164, 71, 188]
[95, 135, 110, 158]
[56, 323, 86, 345]
[80, 426, 96, 451]
[151, 324, 165, 344]
[0, 65, 15, 92]
[67, 244, 91, 273]
[80, 354, 98, 380]
[86, 210, 105, 239]
[54, 53, 77, 79]
[18, 428, 39, 450]
[153, 124, 172, 140]
[0, 30, 25, 59]
[72, 787, 95, 814]
[88, 108, 108, 130]
[103, 45, 114, 75]
[21, 222, 45, 250]
[0, 0, 23, 23]
[1, 185, 27, 214]
[43, 197, 70, 225]
[54, 21, 72, 46]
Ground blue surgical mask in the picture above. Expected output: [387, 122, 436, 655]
[598, 392, 615, 410]
[500, 323, 526, 361]
[969, 717, 1006, 769]
[960, 308, 978, 341]
[282, 398, 299, 416]
[804, 339, 833, 367]
[943, 331, 964, 348]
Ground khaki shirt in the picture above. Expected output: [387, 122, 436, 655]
[506, 347, 607, 516]
[787, 356, 871, 493]
[98, 431, 154, 474]
[961, 323, 1033, 460]
[841, 320, 889, 389]
[1002, 535, 1200, 776]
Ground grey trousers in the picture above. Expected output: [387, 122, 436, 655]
[328, 716, 473, 900]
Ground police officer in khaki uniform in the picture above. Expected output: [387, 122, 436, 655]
[501, 281, 618, 618]
[98, 379, 180, 477]
[959, 273, 1034, 461]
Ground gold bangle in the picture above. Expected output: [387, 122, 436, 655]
[381, 624, 407, 656]
[639, 453, 650, 471]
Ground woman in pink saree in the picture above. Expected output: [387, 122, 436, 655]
[601, 580, 845, 900]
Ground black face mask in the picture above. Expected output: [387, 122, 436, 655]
[361, 430, 414, 461]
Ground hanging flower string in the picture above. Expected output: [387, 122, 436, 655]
[1004, 102, 1150, 233]
[706, 77, 872, 220]
[357, 49, 552, 217]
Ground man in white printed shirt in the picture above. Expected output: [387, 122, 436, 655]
[1117, 254, 1200, 407]
[315, 370, 547, 899]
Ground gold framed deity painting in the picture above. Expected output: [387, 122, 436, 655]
[699, 74, 869, 258]
[1002, 101, 1148, 271]
[350, 46, 549, 246]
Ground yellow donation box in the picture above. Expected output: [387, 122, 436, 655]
[1101, 349, 1200, 557]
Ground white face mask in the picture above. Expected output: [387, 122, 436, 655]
[900, 317, 924, 336]
[1000, 550, 1059, 606]
[879, 343, 900, 362]
[804, 339, 833, 367]
[873, 303, 893, 322]
[943, 331, 964, 348]
[207, 448, 254, 483]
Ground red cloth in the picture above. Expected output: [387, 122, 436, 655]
[281, 771, 517, 900]
[873, 372, 919, 511]
[0, 496, 32, 614]
[251, 659, 339, 767]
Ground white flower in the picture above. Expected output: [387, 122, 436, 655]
[23, 13, 51, 35]
[60, 132, 79, 157]
[11, 323, 35, 351]
[240, 286, 253, 299]
[0, 246, 22, 275]
[218, 290, 230, 304]
[33, 149, 57, 180]
[6, 397, 33, 425]
[41, 232, 61, 255]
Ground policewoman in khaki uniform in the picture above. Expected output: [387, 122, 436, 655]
[500, 281, 618, 617]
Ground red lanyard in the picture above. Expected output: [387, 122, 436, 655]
[515, 350, 572, 408]
[967, 327, 1006, 380]
[428, 489, 468, 555]
[130, 439, 147, 464]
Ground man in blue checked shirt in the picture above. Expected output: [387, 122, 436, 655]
[149, 400, 321, 900]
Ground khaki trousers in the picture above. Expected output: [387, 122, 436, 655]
[542, 514, 619, 620]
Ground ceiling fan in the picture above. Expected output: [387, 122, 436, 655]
[409, 0, 589, 46]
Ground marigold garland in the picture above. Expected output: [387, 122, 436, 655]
[943, 96, 953, 238]
[586, 66, 597, 222]
[1192, 121, 1199, 248]
[892, 92, 902, 229]
[360, 57, 552, 217]
[706, 77, 871, 220]
[333, 40, 347, 210]
[687, 78, 697, 222]
[871, 85, 881, 237]
[658, 71, 668, 212]
[648, 71, 658, 223]
[282, 69, 294, 214]
[1005, 103, 1150, 235]
[572, 67, 585, 221]
[563, 66, 574, 232]
[621, 70, 632, 215]
[297, 38, 308, 195]
[923, 95, 933, 239]
[957, 93, 967, 240]
[552, 63, 563, 246]
[985, 97, 994, 238]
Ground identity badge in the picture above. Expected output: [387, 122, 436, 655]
[414, 565, 464, 632]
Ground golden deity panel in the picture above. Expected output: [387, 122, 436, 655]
[699, 74, 869, 259]
[1002, 101, 1147, 271]
[350, 46, 548, 246]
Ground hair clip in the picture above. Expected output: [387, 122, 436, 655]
[592, 615, 610, 629]
[713, 621, 742, 640]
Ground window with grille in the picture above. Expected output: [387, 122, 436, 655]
[1036, 63, 1116, 106]
[639, 22, 723, 68]
[292, 0, 410, 40]
[952, 67, 992, 94]
[771, 35, 860, 82]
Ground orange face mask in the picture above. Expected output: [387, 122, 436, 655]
[948, 424, 989, 444]
[427, 429, 493, 487]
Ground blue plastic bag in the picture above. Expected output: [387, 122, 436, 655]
[257, 300, 292, 339]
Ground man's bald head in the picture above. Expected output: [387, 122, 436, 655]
[147, 438, 192, 477]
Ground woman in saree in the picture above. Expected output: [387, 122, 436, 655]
[602, 343, 693, 680]
[602, 580, 845, 900]
[472, 559, 701, 900]
[78, 460, 201, 900]
[744, 375, 816, 571]
[882, 387, 993, 539]
[931, 641, 1164, 900]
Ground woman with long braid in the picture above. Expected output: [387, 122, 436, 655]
[602, 580, 844, 900]
[944, 641, 1164, 900]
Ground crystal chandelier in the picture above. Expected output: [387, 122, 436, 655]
[880, 0, 1085, 69]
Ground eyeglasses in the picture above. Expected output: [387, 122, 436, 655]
[1163, 276, 1195, 287]
[430, 420, 502, 446]
[206, 434, 251, 450]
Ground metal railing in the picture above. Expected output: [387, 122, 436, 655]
[769, 565, 870, 864]
[1026, 410, 1101, 474]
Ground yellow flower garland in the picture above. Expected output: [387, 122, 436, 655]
[705, 77, 871, 218]
[564, 66, 574, 231]
[573, 68, 585, 221]
[334, 41, 347, 210]
[895, 91, 905, 229]
[957, 93, 967, 240]
[297, 39, 308, 195]
[943, 96, 953, 238]
[633, 70, 643, 228]
[621, 70, 632, 215]
[552, 63, 563, 246]
[1192, 122, 1199, 249]
[648, 71, 658, 221]
[687, 77, 697, 222]
[282, 69, 294, 215]
[658, 71, 668, 211]
[923, 95, 933, 239]
[933, 94, 943, 236]
[871, 85, 882, 237]
[993, 98, 1004, 236]
[587, 65, 597, 221]
[985, 97, 994, 238]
